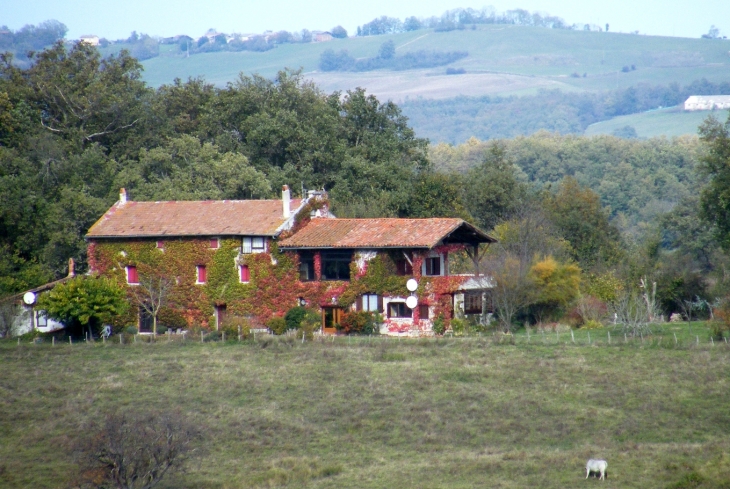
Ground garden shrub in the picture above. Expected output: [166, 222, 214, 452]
[124, 326, 138, 335]
[450, 318, 466, 335]
[337, 311, 376, 335]
[204, 331, 221, 342]
[581, 319, 604, 329]
[156, 325, 168, 335]
[296, 308, 321, 341]
[432, 315, 446, 335]
[266, 316, 287, 335]
[284, 306, 307, 330]
[221, 316, 251, 340]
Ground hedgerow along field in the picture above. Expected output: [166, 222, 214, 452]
[1, 323, 729, 488]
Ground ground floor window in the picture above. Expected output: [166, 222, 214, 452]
[360, 293, 380, 312]
[388, 301, 412, 319]
[464, 292, 483, 315]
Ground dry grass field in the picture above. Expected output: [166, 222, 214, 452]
[1, 323, 729, 488]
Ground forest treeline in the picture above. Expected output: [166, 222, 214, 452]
[357, 6, 591, 37]
[2, 41, 730, 329]
[319, 40, 468, 72]
[401, 79, 730, 143]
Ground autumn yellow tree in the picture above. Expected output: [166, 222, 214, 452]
[528, 256, 581, 323]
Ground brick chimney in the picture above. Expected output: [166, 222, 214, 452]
[282, 185, 291, 218]
[68, 258, 75, 277]
[119, 188, 127, 204]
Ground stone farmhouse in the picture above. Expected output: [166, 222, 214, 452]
[79, 188, 496, 336]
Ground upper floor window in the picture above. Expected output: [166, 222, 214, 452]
[242, 236, 265, 254]
[196, 265, 207, 284]
[423, 256, 442, 276]
[156, 240, 164, 249]
[210, 238, 219, 249]
[395, 258, 413, 276]
[321, 251, 352, 281]
[299, 253, 315, 281]
[239, 265, 250, 283]
[126, 265, 139, 285]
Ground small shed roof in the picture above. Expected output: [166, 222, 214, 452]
[278, 218, 495, 250]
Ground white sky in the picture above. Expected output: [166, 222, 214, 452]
[2, 0, 728, 41]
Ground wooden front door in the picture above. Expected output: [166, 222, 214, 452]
[322, 307, 343, 334]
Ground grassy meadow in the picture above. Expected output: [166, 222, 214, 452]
[1, 322, 729, 488]
[137, 25, 730, 93]
[583, 107, 723, 138]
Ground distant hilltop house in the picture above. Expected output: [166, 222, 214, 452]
[313, 31, 333, 42]
[79, 35, 100, 46]
[684, 95, 730, 111]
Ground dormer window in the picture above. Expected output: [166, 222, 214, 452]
[196, 265, 207, 284]
[126, 266, 139, 285]
[242, 237, 265, 254]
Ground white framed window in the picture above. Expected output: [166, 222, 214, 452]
[362, 294, 379, 312]
[239, 265, 250, 283]
[196, 265, 207, 284]
[388, 301, 412, 318]
[242, 236, 266, 254]
[423, 255, 442, 276]
[210, 238, 220, 249]
[126, 265, 139, 285]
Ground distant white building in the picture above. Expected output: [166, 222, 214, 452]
[684, 95, 730, 111]
[79, 35, 100, 46]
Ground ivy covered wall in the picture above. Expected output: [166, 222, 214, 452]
[88, 237, 470, 333]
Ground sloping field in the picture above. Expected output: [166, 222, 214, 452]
[140, 25, 730, 98]
[584, 107, 728, 138]
[1, 325, 729, 489]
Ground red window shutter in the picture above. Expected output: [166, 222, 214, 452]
[127, 266, 138, 284]
[197, 265, 206, 283]
[210, 238, 219, 249]
[240, 265, 250, 283]
[156, 240, 164, 249]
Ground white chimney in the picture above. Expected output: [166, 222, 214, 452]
[282, 185, 291, 218]
[120, 188, 127, 204]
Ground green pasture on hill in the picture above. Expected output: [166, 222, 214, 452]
[137, 25, 730, 93]
[584, 107, 727, 138]
[1, 322, 729, 488]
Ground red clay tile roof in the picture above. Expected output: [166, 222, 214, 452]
[86, 199, 302, 238]
[278, 218, 495, 249]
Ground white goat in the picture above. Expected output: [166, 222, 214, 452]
[585, 459, 608, 480]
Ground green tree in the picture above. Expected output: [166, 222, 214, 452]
[528, 256, 581, 322]
[331, 26, 348, 38]
[36, 276, 129, 338]
[699, 113, 730, 252]
[378, 40, 395, 60]
[547, 177, 622, 268]
[462, 141, 524, 230]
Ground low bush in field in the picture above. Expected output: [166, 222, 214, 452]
[266, 316, 288, 335]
